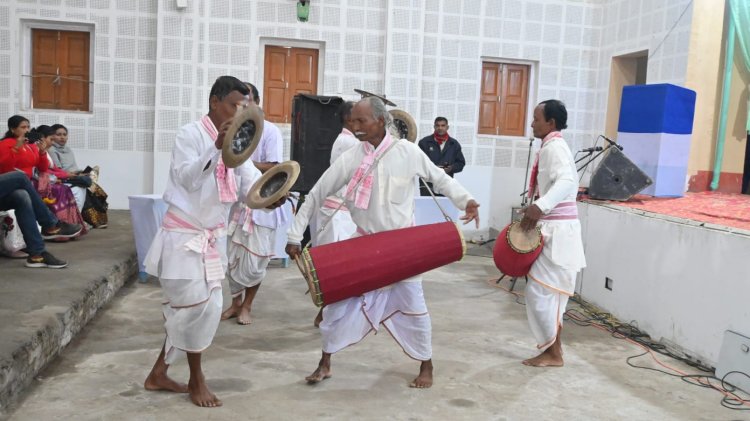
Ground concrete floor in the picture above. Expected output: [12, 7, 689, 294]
[6, 255, 742, 420]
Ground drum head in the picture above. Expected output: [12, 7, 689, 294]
[389, 109, 417, 142]
[222, 105, 264, 168]
[354, 88, 397, 107]
[296, 248, 324, 307]
[246, 160, 300, 209]
[506, 221, 542, 253]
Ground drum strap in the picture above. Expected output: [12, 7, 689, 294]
[418, 177, 454, 223]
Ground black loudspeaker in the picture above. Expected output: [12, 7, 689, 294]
[290, 94, 344, 194]
[588, 147, 653, 201]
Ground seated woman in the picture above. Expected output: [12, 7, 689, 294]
[50, 124, 108, 228]
[35, 125, 90, 212]
[0, 116, 86, 238]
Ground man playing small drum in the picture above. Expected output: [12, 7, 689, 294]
[286, 97, 480, 388]
[518, 99, 586, 367]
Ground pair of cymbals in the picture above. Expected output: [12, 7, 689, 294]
[219, 105, 299, 209]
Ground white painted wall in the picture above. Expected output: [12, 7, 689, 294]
[578, 202, 750, 366]
[0, 0, 696, 235]
[75, 150, 154, 209]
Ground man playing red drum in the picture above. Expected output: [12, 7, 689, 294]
[286, 97, 480, 388]
[519, 99, 586, 367]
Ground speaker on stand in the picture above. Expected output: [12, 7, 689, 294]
[580, 141, 653, 201]
[290, 94, 344, 194]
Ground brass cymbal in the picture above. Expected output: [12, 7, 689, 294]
[222, 104, 264, 168]
[354, 89, 397, 107]
[246, 160, 300, 209]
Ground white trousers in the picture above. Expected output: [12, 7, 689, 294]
[160, 277, 223, 364]
[320, 279, 432, 361]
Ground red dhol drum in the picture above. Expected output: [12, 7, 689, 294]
[492, 220, 543, 277]
[296, 221, 466, 307]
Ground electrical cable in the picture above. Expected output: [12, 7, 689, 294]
[491, 283, 750, 411]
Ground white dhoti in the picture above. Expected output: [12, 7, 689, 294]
[310, 197, 356, 246]
[144, 208, 228, 364]
[526, 256, 575, 351]
[161, 278, 223, 364]
[320, 278, 432, 361]
[525, 211, 585, 351]
[226, 212, 275, 296]
[227, 203, 276, 296]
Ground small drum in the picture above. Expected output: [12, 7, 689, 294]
[296, 221, 465, 307]
[492, 220, 543, 277]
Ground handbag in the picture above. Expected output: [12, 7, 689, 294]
[0, 210, 27, 253]
[82, 183, 109, 228]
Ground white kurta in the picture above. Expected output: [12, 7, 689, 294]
[226, 159, 276, 296]
[288, 135, 474, 360]
[525, 135, 586, 351]
[309, 129, 359, 246]
[144, 119, 257, 364]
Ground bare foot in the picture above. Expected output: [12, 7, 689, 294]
[313, 309, 323, 328]
[237, 306, 252, 325]
[409, 360, 433, 388]
[188, 378, 222, 407]
[220, 305, 240, 321]
[144, 371, 188, 393]
[522, 349, 564, 367]
[305, 365, 332, 383]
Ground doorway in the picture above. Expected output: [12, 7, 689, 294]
[605, 50, 648, 139]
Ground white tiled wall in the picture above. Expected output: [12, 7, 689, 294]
[593, 0, 694, 133]
[0, 0, 696, 229]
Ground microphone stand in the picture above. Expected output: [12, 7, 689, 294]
[520, 137, 534, 207]
[577, 145, 611, 174]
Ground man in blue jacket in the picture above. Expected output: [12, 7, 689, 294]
[417, 117, 465, 196]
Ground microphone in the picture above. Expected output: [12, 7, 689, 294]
[602, 135, 624, 150]
[580, 146, 603, 153]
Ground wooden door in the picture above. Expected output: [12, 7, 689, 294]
[479, 63, 501, 135]
[263, 46, 318, 124]
[478, 62, 529, 136]
[31, 29, 90, 111]
[498, 64, 529, 137]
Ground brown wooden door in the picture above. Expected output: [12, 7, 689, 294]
[479, 63, 501, 135]
[32, 29, 90, 111]
[59, 32, 90, 111]
[263, 46, 318, 124]
[498, 64, 529, 137]
[31, 30, 58, 109]
[478, 62, 529, 136]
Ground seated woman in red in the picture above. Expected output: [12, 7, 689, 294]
[0, 116, 86, 238]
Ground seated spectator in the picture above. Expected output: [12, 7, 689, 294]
[0, 171, 82, 268]
[0, 116, 87, 237]
[50, 124, 108, 228]
[35, 125, 90, 211]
